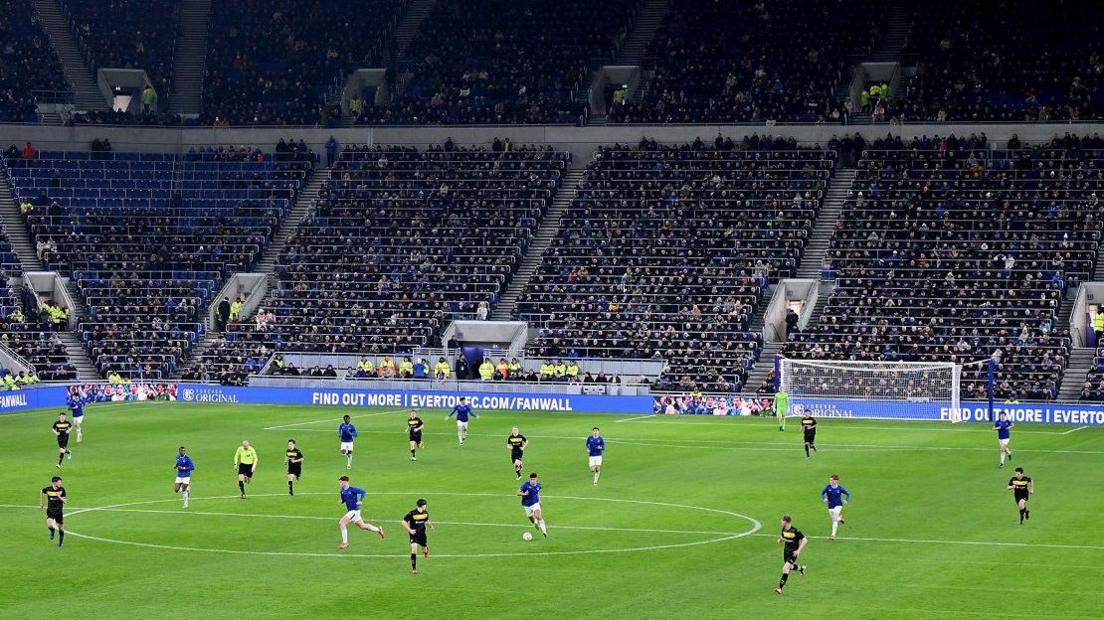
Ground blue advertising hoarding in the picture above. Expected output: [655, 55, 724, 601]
[3, 383, 1103, 426]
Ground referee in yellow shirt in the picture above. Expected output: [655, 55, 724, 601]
[234, 440, 259, 498]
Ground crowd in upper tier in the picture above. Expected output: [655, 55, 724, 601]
[0, 0, 69, 123]
[4, 0, 1104, 126]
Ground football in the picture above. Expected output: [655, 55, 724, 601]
[522, 532, 534, 541]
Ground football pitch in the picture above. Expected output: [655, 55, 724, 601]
[2, 402, 1102, 619]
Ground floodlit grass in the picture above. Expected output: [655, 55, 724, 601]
[2, 402, 1102, 619]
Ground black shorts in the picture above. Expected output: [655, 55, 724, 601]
[409, 531, 428, 547]
[238, 463, 254, 477]
[57, 435, 69, 449]
[510, 450, 524, 463]
[1013, 492, 1029, 504]
[288, 464, 302, 478]
[47, 510, 63, 524]
[803, 431, 816, 443]
[409, 432, 422, 444]
[783, 550, 798, 565]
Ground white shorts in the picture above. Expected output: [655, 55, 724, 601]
[73, 416, 84, 425]
[342, 510, 363, 523]
[340, 441, 355, 452]
[456, 420, 468, 430]
[828, 506, 842, 519]
[174, 476, 190, 485]
[999, 438, 1010, 447]
[524, 502, 541, 518]
[589, 456, 603, 467]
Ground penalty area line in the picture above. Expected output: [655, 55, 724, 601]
[1061, 426, 1090, 435]
[263, 408, 408, 430]
[750, 532, 1104, 551]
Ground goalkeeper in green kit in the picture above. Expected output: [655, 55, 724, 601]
[774, 388, 788, 431]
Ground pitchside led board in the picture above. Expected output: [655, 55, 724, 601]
[2, 384, 1103, 427]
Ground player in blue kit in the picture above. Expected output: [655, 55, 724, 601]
[586, 427, 605, 486]
[517, 472, 547, 537]
[174, 446, 195, 508]
[819, 474, 851, 540]
[68, 388, 86, 443]
[994, 412, 1014, 467]
[446, 397, 477, 445]
[338, 415, 358, 469]
[336, 475, 384, 549]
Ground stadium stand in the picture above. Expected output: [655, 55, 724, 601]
[0, 1, 69, 123]
[516, 136, 836, 392]
[608, 0, 884, 124]
[60, 0, 179, 98]
[897, 0, 1104, 122]
[357, 0, 641, 125]
[2, 144, 314, 379]
[184, 140, 569, 384]
[787, 133, 1104, 402]
[201, 0, 407, 127]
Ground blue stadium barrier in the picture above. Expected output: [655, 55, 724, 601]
[3, 385, 1104, 426]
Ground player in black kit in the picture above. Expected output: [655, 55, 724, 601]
[407, 410, 424, 461]
[39, 476, 67, 547]
[402, 498, 432, 574]
[52, 412, 73, 468]
[774, 515, 807, 594]
[285, 439, 304, 495]
[1008, 467, 1034, 524]
[800, 409, 817, 458]
[506, 426, 527, 480]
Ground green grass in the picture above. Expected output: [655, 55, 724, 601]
[1, 402, 1102, 619]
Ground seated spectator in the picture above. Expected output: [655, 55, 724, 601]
[0, 3, 69, 123]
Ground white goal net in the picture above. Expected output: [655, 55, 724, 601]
[778, 359, 964, 422]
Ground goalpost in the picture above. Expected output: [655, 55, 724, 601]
[777, 358, 993, 422]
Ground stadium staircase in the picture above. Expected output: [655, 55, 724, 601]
[252, 167, 328, 274]
[1059, 348, 1094, 402]
[868, 0, 912, 63]
[490, 168, 587, 321]
[795, 167, 856, 279]
[1056, 292, 1087, 401]
[0, 174, 43, 271]
[395, 0, 437, 57]
[742, 341, 782, 394]
[616, 0, 669, 65]
[31, 0, 108, 112]
[1094, 254, 1104, 281]
[169, 0, 211, 116]
[1, 170, 99, 379]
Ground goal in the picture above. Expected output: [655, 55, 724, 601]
[777, 358, 970, 422]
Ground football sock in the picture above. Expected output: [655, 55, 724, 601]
[779, 573, 789, 589]
[804, 444, 810, 457]
[537, 519, 547, 535]
[410, 553, 417, 570]
[1025, 509, 1030, 520]
[48, 526, 55, 539]
[811, 444, 817, 452]
[58, 453, 65, 466]
[360, 523, 380, 533]
[831, 520, 839, 537]
[1000, 452, 1006, 465]
[346, 455, 353, 467]
[340, 525, 349, 544]
[410, 449, 416, 458]
[182, 489, 189, 505]
[593, 471, 600, 484]
[1019, 508, 1025, 523]
[58, 530, 64, 546]
[288, 481, 294, 495]
[238, 480, 246, 494]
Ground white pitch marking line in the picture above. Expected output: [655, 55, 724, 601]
[50, 492, 760, 559]
[1061, 426, 1090, 435]
[613, 416, 1068, 434]
[255, 427, 1104, 454]
[263, 409, 407, 430]
[615, 414, 657, 423]
[749, 532, 1104, 551]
